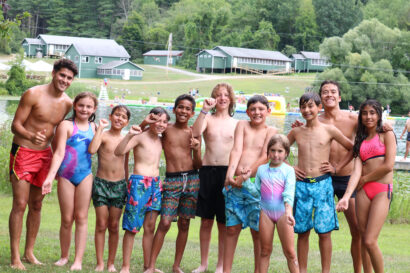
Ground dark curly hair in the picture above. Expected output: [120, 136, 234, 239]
[353, 99, 383, 158]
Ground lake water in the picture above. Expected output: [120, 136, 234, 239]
[1, 99, 407, 156]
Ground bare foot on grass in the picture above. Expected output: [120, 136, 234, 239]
[95, 263, 104, 271]
[70, 262, 82, 271]
[173, 266, 184, 273]
[192, 265, 207, 273]
[55, 258, 69, 266]
[215, 265, 223, 273]
[120, 266, 130, 273]
[10, 260, 26, 270]
[155, 269, 164, 273]
[107, 264, 117, 272]
[22, 254, 43, 265]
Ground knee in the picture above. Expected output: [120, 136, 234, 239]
[108, 221, 119, 234]
[350, 227, 361, 241]
[260, 245, 272, 257]
[201, 219, 213, 230]
[29, 199, 43, 212]
[74, 213, 88, 226]
[12, 199, 28, 214]
[363, 236, 377, 250]
[143, 222, 155, 235]
[225, 226, 240, 237]
[158, 220, 171, 232]
[178, 219, 190, 232]
[283, 248, 297, 261]
[61, 216, 74, 228]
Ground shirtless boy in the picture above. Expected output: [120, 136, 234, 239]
[144, 94, 201, 273]
[88, 105, 131, 272]
[400, 110, 410, 161]
[287, 92, 353, 273]
[9, 59, 77, 270]
[223, 95, 277, 273]
[114, 107, 169, 273]
[192, 83, 238, 273]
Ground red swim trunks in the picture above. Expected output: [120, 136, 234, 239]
[9, 143, 52, 187]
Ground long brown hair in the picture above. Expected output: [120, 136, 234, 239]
[211, 83, 236, 117]
[69, 92, 98, 122]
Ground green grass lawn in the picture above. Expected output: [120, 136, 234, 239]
[0, 192, 409, 273]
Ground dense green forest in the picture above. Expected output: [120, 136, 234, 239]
[1, 0, 409, 113]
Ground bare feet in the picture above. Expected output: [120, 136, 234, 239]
[173, 266, 184, 273]
[192, 265, 208, 273]
[95, 263, 104, 271]
[55, 257, 69, 266]
[22, 254, 43, 265]
[107, 264, 117, 272]
[70, 262, 82, 271]
[10, 260, 26, 270]
[120, 266, 130, 273]
[215, 265, 223, 273]
[155, 269, 165, 273]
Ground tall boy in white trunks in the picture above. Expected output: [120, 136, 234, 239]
[223, 95, 277, 273]
[192, 83, 238, 273]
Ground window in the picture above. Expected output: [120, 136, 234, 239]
[120, 58, 128, 61]
[81, 56, 89, 63]
[95, 57, 103, 64]
[75, 56, 79, 62]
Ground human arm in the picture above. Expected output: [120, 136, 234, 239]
[283, 165, 296, 226]
[330, 125, 354, 151]
[139, 113, 160, 131]
[225, 122, 245, 188]
[41, 121, 71, 195]
[191, 136, 202, 170]
[88, 119, 109, 154]
[400, 121, 409, 139]
[114, 125, 142, 156]
[11, 89, 47, 145]
[358, 131, 396, 184]
[336, 157, 363, 211]
[124, 152, 129, 181]
[192, 98, 216, 138]
[287, 129, 306, 180]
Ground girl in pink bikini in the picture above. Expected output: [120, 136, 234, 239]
[337, 99, 396, 273]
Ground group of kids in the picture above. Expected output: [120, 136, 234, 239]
[9, 59, 396, 273]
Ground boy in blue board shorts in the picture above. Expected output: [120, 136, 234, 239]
[287, 92, 353, 273]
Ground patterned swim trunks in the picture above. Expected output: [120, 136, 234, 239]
[223, 178, 260, 231]
[161, 170, 199, 222]
[92, 177, 127, 209]
[293, 174, 339, 234]
[122, 175, 162, 233]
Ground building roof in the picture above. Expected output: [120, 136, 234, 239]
[214, 46, 291, 62]
[291, 54, 305, 60]
[22, 38, 44, 45]
[98, 60, 144, 70]
[197, 50, 227, 57]
[143, 50, 184, 57]
[68, 42, 130, 58]
[300, 51, 324, 60]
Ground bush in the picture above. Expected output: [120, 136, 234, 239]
[0, 121, 13, 194]
[5, 64, 27, 96]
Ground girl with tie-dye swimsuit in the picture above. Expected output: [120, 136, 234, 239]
[252, 134, 299, 273]
[42, 92, 98, 271]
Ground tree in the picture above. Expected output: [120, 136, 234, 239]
[313, 0, 363, 37]
[362, 0, 409, 31]
[293, 0, 320, 51]
[119, 11, 145, 60]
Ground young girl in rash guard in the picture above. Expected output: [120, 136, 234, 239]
[337, 99, 396, 273]
[247, 134, 299, 273]
[42, 92, 98, 271]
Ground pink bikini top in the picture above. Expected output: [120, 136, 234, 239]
[359, 134, 386, 162]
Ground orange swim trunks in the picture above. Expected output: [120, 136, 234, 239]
[9, 143, 52, 187]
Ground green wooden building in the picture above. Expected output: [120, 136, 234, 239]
[143, 50, 183, 66]
[22, 38, 44, 57]
[64, 40, 144, 80]
[291, 51, 331, 72]
[197, 46, 292, 73]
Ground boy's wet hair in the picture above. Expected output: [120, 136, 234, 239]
[247, 95, 269, 109]
[211, 83, 236, 117]
[353, 99, 383, 158]
[71, 92, 98, 122]
[150, 106, 170, 121]
[267, 134, 290, 157]
[299, 92, 321, 107]
[53, 59, 78, 76]
[319, 80, 340, 96]
[174, 94, 196, 112]
[111, 105, 131, 120]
